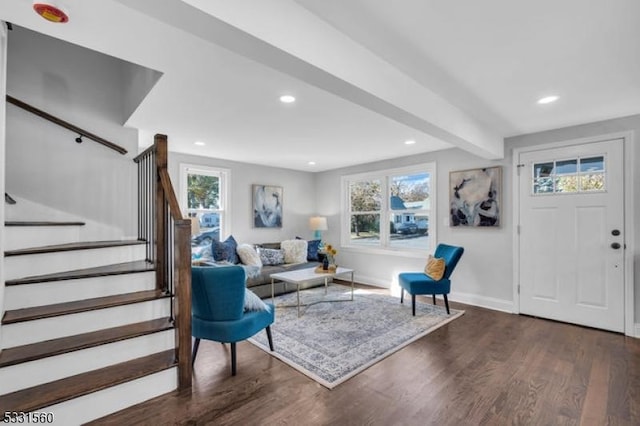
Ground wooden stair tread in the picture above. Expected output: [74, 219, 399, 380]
[0, 350, 176, 413]
[4, 239, 146, 257]
[4, 221, 85, 226]
[2, 290, 170, 324]
[0, 318, 173, 367]
[5, 260, 156, 286]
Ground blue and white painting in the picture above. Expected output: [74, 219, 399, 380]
[450, 166, 501, 227]
[253, 185, 283, 228]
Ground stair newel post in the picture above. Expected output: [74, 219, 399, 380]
[174, 218, 193, 389]
[155, 134, 168, 294]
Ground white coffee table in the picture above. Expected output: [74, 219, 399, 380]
[270, 266, 355, 317]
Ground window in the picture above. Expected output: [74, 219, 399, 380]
[180, 164, 230, 245]
[342, 164, 435, 254]
[532, 156, 605, 195]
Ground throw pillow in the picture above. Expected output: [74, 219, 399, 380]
[257, 242, 281, 250]
[281, 239, 308, 264]
[296, 237, 321, 261]
[244, 288, 270, 312]
[211, 235, 239, 264]
[191, 243, 213, 263]
[236, 243, 262, 267]
[259, 248, 285, 265]
[424, 254, 446, 280]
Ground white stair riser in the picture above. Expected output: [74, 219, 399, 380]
[4, 245, 147, 280]
[4, 272, 156, 310]
[41, 368, 178, 425]
[2, 299, 171, 349]
[0, 330, 175, 394]
[4, 226, 81, 251]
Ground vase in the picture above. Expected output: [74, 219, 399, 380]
[322, 257, 329, 270]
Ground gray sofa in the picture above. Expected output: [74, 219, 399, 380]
[246, 242, 323, 298]
[197, 240, 325, 298]
[247, 261, 323, 298]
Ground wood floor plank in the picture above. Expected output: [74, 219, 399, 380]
[2, 290, 169, 324]
[0, 350, 176, 413]
[87, 290, 640, 426]
[580, 340, 610, 425]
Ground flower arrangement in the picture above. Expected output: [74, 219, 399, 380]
[321, 243, 338, 266]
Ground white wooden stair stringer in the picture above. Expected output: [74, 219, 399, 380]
[0, 220, 179, 424]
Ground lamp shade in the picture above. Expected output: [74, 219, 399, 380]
[309, 216, 328, 231]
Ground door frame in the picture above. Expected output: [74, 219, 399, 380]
[512, 131, 635, 336]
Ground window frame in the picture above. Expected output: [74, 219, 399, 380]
[179, 163, 231, 238]
[341, 162, 436, 257]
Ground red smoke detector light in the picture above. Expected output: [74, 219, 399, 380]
[33, 3, 69, 23]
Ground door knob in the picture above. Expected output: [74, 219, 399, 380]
[611, 242, 621, 249]
[611, 229, 621, 236]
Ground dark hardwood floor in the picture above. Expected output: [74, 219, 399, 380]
[91, 288, 640, 426]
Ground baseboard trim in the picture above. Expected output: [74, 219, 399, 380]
[353, 273, 389, 289]
[353, 274, 635, 333]
[352, 274, 515, 314]
[449, 291, 514, 314]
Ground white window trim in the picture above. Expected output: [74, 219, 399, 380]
[340, 162, 436, 258]
[179, 163, 231, 238]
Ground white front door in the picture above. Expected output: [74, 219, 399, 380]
[518, 138, 625, 332]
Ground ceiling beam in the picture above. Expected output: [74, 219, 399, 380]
[118, 0, 504, 159]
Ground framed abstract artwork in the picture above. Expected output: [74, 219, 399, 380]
[253, 184, 283, 228]
[449, 166, 501, 227]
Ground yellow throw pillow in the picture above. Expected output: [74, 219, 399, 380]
[424, 255, 445, 280]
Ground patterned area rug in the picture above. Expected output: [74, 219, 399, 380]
[249, 284, 464, 389]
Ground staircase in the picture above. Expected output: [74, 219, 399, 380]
[0, 221, 180, 423]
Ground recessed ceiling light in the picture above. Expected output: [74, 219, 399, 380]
[404, 140, 416, 145]
[194, 141, 205, 146]
[537, 95, 559, 104]
[280, 95, 296, 103]
[308, 161, 316, 166]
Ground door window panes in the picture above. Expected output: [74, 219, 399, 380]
[532, 156, 606, 195]
[556, 159, 577, 175]
[534, 162, 554, 178]
[580, 157, 604, 172]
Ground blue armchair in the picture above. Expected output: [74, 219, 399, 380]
[191, 265, 275, 376]
[398, 244, 464, 315]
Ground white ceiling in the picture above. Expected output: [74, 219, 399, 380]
[1, 0, 639, 172]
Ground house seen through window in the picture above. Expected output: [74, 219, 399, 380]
[343, 164, 435, 253]
[180, 164, 229, 248]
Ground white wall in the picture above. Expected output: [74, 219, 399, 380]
[168, 152, 317, 245]
[4, 26, 139, 238]
[1, 22, 8, 349]
[316, 148, 511, 311]
[316, 115, 640, 322]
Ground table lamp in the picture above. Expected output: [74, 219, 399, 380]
[309, 216, 328, 240]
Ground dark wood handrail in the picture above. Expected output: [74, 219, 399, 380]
[159, 169, 183, 220]
[6, 95, 128, 155]
[133, 144, 155, 163]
